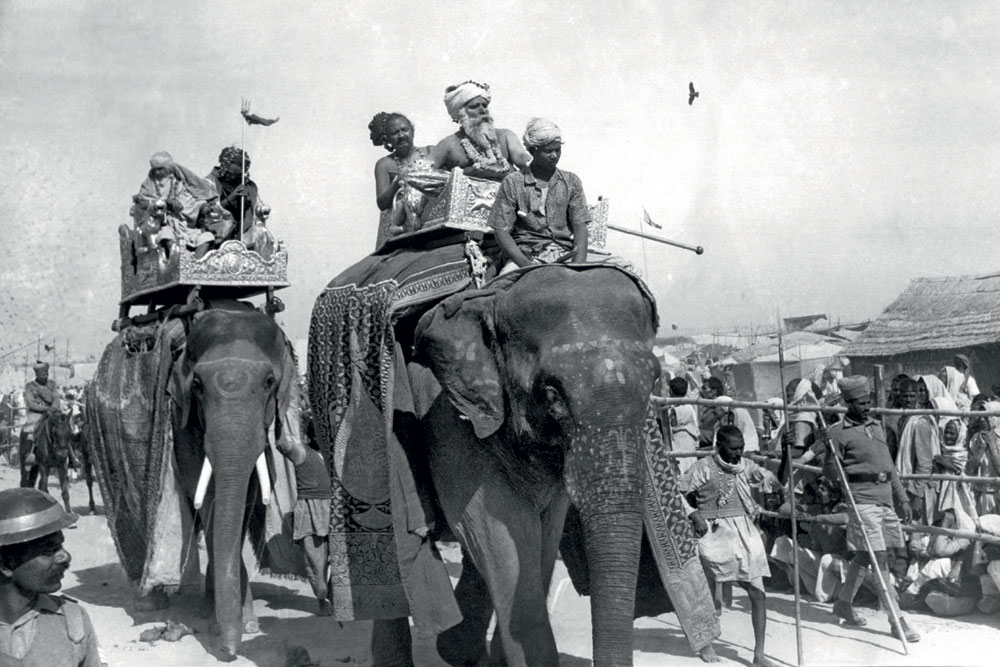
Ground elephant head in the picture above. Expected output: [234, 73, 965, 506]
[168, 306, 302, 658]
[416, 265, 659, 665]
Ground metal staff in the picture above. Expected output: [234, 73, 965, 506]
[815, 409, 909, 654]
[606, 224, 704, 254]
[775, 317, 803, 667]
[240, 98, 250, 244]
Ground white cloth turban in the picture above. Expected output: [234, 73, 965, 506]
[444, 81, 491, 120]
[522, 118, 562, 149]
[149, 151, 173, 169]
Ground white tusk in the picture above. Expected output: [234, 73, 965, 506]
[255, 453, 270, 506]
[194, 458, 212, 510]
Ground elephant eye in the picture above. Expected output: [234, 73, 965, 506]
[264, 374, 277, 391]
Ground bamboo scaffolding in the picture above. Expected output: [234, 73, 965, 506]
[662, 450, 1000, 485]
[776, 318, 803, 666]
[653, 396, 1000, 419]
[758, 509, 1000, 547]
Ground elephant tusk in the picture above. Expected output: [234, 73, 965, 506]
[256, 453, 270, 506]
[194, 457, 212, 510]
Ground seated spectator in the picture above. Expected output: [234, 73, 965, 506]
[771, 479, 850, 603]
[899, 508, 978, 616]
[975, 514, 1000, 614]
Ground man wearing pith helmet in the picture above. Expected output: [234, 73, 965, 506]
[0, 488, 102, 666]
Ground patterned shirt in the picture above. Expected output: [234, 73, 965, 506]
[487, 168, 591, 257]
[0, 594, 101, 667]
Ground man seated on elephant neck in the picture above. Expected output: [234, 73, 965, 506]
[489, 118, 592, 275]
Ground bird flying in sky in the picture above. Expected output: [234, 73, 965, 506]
[688, 82, 699, 106]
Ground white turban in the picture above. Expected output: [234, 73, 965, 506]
[149, 151, 173, 169]
[522, 118, 562, 150]
[444, 81, 491, 120]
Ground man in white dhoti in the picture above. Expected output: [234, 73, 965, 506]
[680, 425, 781, 667]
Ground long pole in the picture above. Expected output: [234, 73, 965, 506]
[776, 315, 803, 667]
[605, 223, 704, 254]
[240, 108, 247, 244]
[816, 410, 908, 655]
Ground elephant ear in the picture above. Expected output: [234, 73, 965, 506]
[414, 290, 504, 439]
[167, 347, 196, 429]
[272, 339, 307, 465]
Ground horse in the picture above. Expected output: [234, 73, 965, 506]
[19, 408, 75, 513]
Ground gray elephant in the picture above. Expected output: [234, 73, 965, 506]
[88, 302, 306, 660]
[309, 262, 717, 666]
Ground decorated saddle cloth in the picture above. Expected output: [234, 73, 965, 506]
[86, 316, 304, 595]
[308, 242, 480, 634]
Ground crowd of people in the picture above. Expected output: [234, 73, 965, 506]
[661, 353, 1000, 658]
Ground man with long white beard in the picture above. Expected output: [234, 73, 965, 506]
[432, 80, 531, 180]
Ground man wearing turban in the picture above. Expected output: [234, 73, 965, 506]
[488, 117, 595, 273]
[432, 80, 530, 180]
[131, 151, 217, 257]
[21, 362, 61, 466]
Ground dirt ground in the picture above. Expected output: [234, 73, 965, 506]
[4, 464, 999, 667]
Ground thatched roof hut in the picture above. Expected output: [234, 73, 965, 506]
[843, 272, 1000, 390]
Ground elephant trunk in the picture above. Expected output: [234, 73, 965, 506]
[205, 424, 264, 659]
[564, 419, 645, 667]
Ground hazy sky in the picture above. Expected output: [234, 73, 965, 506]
[3, 1, 1000, 358]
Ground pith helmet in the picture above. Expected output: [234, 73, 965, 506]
[0, 489, 78, 546]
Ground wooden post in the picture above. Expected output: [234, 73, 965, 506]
[874, 364, 886, 408]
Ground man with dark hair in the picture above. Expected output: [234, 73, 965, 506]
[823, 375, 919, 641]
[680, 425, 781, 667]
[666, 377, 699, 472]
[0, 488, 102, 666]
[206, 147, 275, 258]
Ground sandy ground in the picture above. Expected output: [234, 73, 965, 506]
[4, 464, 999, 667]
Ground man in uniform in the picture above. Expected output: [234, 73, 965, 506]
[22, 362, 61, 466]
[432, 80, 531, 180]
[822, 375, 920, 642]
[0, 488, 103, 666]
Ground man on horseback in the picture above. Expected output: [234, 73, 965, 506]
[22, 362, 61, 467]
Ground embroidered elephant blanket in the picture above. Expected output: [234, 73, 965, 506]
[308, 242, 476, 634]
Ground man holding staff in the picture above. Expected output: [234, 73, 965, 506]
[823, 375, 920, 642]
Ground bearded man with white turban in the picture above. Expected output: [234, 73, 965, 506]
[432, 80, 530, 179]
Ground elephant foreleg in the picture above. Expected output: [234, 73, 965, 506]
[429, 407, 558, 667]
[371, 618, 413, 667]
[436, 549, 492, 666]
